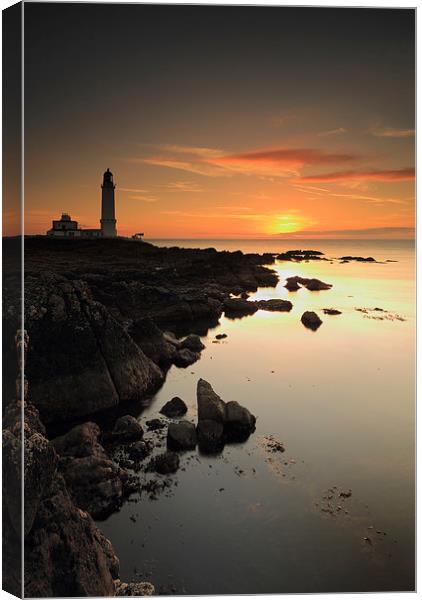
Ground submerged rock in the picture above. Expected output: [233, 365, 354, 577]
[215, 333, 228, 340]
[301, 311, 323, 331]
[160, 396, 187, 418]
[340, 255, 375, 262]
[167, 421, 197, 450]
[284, 279, 301, 291]
[146, 418, 166, 431]
[112, 415, 144, 443]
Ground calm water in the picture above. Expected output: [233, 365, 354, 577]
[98, 239, 415, 594]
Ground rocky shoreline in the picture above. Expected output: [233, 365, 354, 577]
[2, 237, 279, 597]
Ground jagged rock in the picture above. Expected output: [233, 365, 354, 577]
[256, 299, 293, 312]
[115, 580, 155, 596]
[301, 311, 323, 331]
[197, 379, 226, 423]
[25, 276, 164, 424]
[225, 401, 256, 441]
[54, 421, 137, 518]
[112, 415, 144, 443]
[196, 420, 224, 453]
[167, 421, 197, 450]
[173, 348, 200, 368]
[162, 331, 182, 348]
[151, 451, 180, 475]
[24, 473, 119, 597]
[160, 396, 187, 418]
[224, 298, 258, 316]
[180, 334, 205, 352]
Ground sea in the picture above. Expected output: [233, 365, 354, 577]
[98, 239, 415, 594]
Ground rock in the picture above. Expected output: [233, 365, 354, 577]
[162, 331, 182, 348]
[128, 440, 152, 461]
[180, 334, 205, 352]
[223, 298, 258, 316]
[146, 418, 165, 431]
[278, 249, 325, 261]
[285, 276, 332, 291]
[215, 333, 227, 340]
[284, 279, 301, 291]
[24, 473, 119, 597]
[256, 299, 293, 312]
[301, 311, 323, 331]
[115, 580, 155, 596]
[340, 256, 375, 262]
[112, 415, 144, 443]
[224, 401, 256, 441]
[151, 451, 180, 474]
[173, 348, 200, 368]
[25, 276, 164, 424]
[323, 308, 342, 315]
[197, 378, 226, 423]
[160, 396, 187, 418]
[52, 422, 102, 458]
[304, 278, 332, 291]
[167, 421, 197, 450]
[197, 420, 225, 453]
[129, 317, 177, 367]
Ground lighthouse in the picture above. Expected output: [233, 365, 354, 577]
[100, 168, 117, 237]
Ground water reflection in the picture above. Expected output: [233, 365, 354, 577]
[98, 239, 414, 594]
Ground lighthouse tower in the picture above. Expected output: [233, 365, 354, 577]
[101, 168, 117, 237]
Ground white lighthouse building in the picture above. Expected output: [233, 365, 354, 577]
[47, 169, 118, 238]
[100, 168, 117, 237]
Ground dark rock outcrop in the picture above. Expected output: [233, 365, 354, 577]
[224, 298, 258, 317]
[180, 334, 205, 352]
[197, 379, 226, 423]
[285, 276, 332, 291]
[197, 420, 225, 453]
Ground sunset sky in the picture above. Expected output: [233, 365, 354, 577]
[10, 4, 415, 239]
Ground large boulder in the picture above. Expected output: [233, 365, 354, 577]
[160, 396, 187, 418]
[52, 422, 102, 458]
[197, 379, 226, 423]
[167, 421, 197, 450]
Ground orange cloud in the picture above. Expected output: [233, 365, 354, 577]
[297, 168, 415, 183]
[212, 148, 358, 176]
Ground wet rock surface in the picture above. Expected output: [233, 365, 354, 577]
[167, 421, 197, 450]
[112, 415, 144, 443]
[286, 276, 332, 291]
